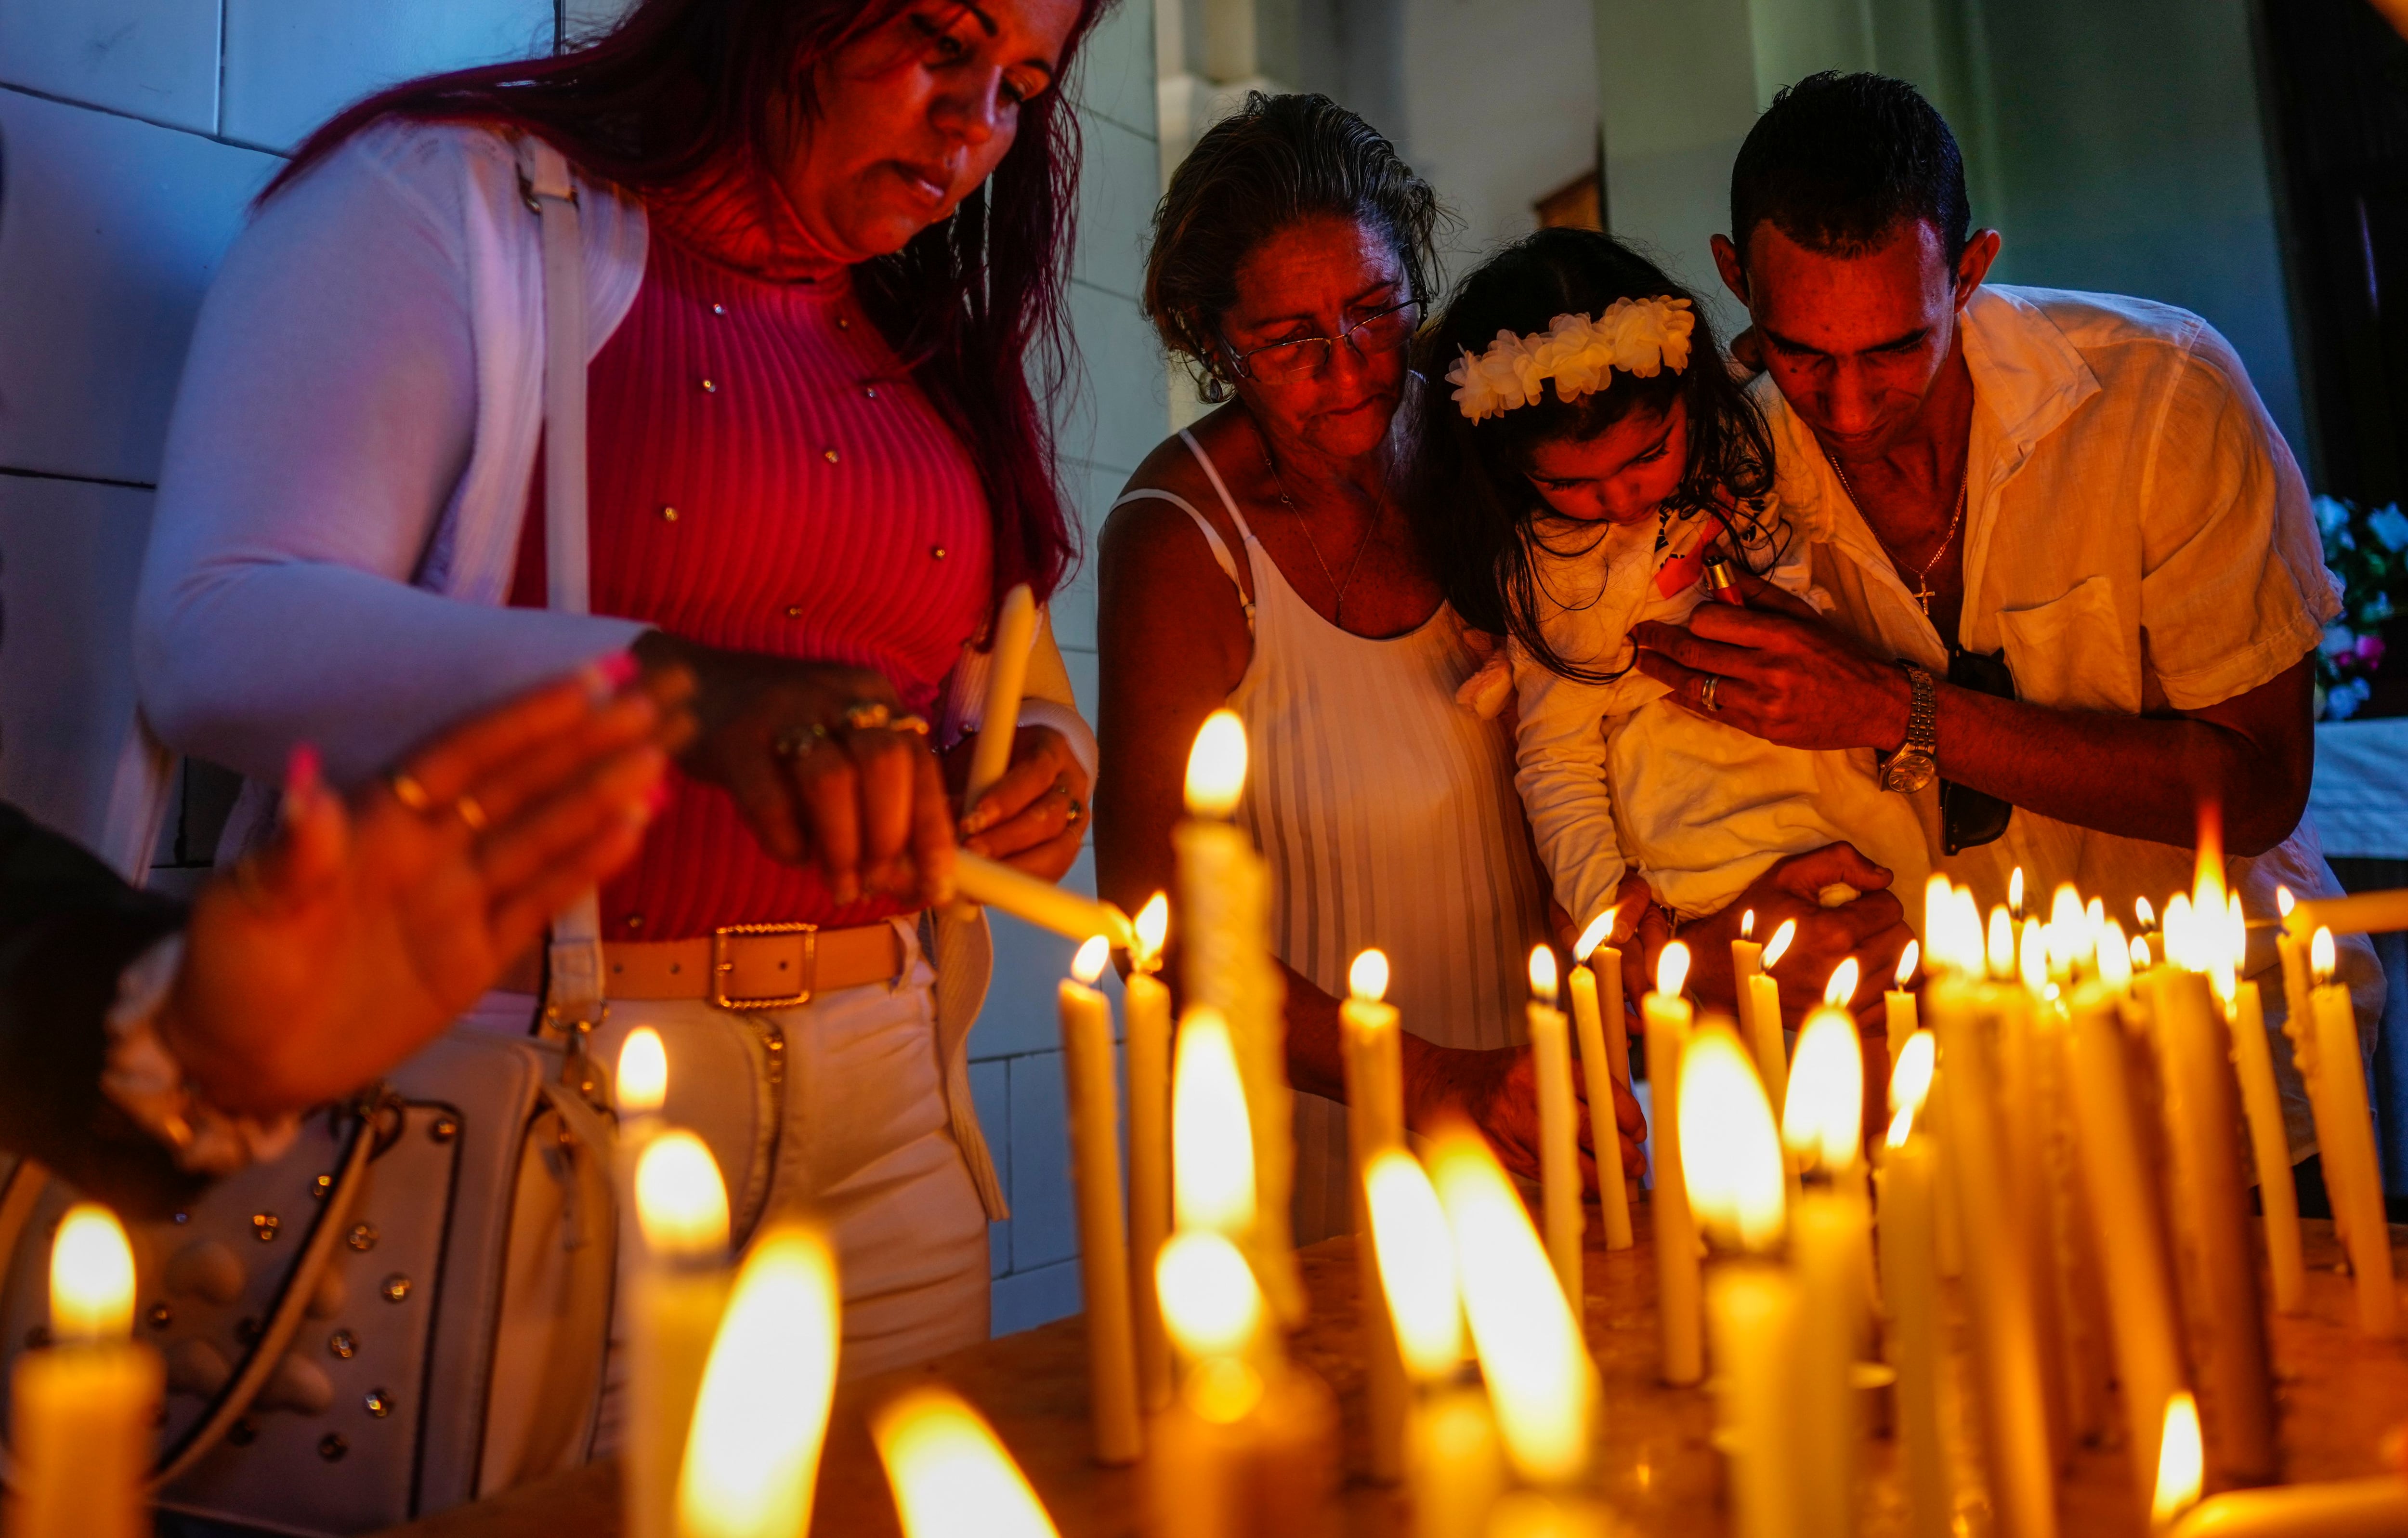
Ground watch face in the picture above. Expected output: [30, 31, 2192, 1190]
[1883, 750, 1937, 795]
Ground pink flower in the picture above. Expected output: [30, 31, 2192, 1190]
[2353, 633, 2387, 669]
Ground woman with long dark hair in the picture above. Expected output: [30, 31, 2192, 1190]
[134, 0, 1103, 1391]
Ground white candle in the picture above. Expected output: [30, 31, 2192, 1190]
[8, 1203, 158, 1538]
[2001, 922, 2073, 1474]
[1527, 946, 1584, 1310]
[676, 1225, 839, 1538]
[1782, 998, 1869, 1538]
[1175, 710, 1302, 1323]
[2308, 927, 2399, 1338]
[873, 1387, 1061, 1538]
[1341, 948, 1408, 1484]
[1880, 1036, 1950, 1538]
[1427, 1125, 1598, 1491]
[1731, 907, 1765, 1079]
[1747, 920, 1795, 1113]
[1643, 942, 1704, 1386]
[2216, 894, 2302, 1315]
[964, 582, 1038, 811]
[1886, 941, 1921, 1075]
[2171, 1478, 2408, 1538]
[1680, 1028, 1796, 1538]
[1124, 893, 1175, 1412]
[955, 851, 1135, 949]
[1060, 935, 1143, 1465]
[1569, 912, 1633, 1250]
[628, 1132, 733, 1538]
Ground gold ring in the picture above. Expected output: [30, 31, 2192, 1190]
[1065, 798, 1085, 824]
[840, 701, 893, 732]
[390, 771, 433, 812]
[892, 713, 931, 736]
[1699, 676, 1721, 713]
[456, 794, 490, 832]
[774, 724, 828, 759]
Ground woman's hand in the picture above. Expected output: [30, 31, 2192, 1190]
[164, 662, 693, 1117]
[1651, 843, 1913, 1022]
[945, 725, 1090, 883]
[634, 631, 956, 906]
[1402, 1037, 1648, 1193]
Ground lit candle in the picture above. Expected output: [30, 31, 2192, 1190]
[1527, 946, 1585, 1310]
[2008, 865, 2026, 921]
[1886, 941, 1921, 1077]
[965, 582, 1039, 810]
[2066, 963, 2188, 1525]
[2276, 890, 2349, 1264]
[1060, 934, 1142, 1465]
[1175, 710, 1302, 1322]
[1125, 893, 1175, 1411]
[675, 1224, 839, 1538]
[1748, 920, 1794, 1113]
[1781, 989, 1870, 1538]
[1731, 906, 1765, 1080]
[7, 1203, 159, 1538]
[614, 1025, 670, 1226]
[2215, 895, 2303, 1315]
[628, 1131, 733, 1538]
[2145, 891, 2278, 1481]
[2151, 1391, 2203, 1538]
[1879, 1036, 1950, 1538]
[1174, 1007, 1256, 1237]
[1341, 948, 1408, 1483]
[2308, 926, 2398, 1338]
[954, 852, 1135, 949]
[1427, 1125, 1600, 1494]
[1927, 972, 2059, 1538]
[1996, 918, 2071, 1480]
[873, 1386, 1061, 1538]
[1366, 1149, 1505, 1538]
[1679, 1028, 1797, 1538]
[1643, 942, 1704, 1386]
[1150, 1232, 1339, 1538]
[1568, 912, 1633, 1250]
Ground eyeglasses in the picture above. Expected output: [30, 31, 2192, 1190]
[1223, 298, 1423, 381]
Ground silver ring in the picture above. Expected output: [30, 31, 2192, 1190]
[1699, 675, 1721, 712]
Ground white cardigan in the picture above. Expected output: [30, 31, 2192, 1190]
[124, 122, 1095, 1215]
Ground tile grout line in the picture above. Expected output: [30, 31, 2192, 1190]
[0, 81, 286, 160]
[0, 465, 157, 493]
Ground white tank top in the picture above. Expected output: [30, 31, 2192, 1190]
[1114, 430, 1550, 1242]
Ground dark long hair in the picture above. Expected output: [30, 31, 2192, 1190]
[1404, 229, 1776, 683]
[267, 0, 1102, 609]
[1142, 92, 1444, 399]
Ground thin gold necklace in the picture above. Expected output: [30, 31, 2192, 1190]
[1824, 451, 1967, 617]
[1259, 431, 1378, 624]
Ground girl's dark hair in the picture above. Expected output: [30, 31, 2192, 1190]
[265, 0, 1104, 610]
[1404, 228, 1776, 683]
[1143, 92, 1443, 399]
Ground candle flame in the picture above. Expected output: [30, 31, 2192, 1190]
[50, 1202, 134, 1342]
[1783, 1010, 1864, 1172]
[2137, 895, 2159, 931]
[2132, 934, 2153, 971]
[617, 1026, 668, 1117]
[1155, 1230, 1262, 1365]
[2086, 896, 2105, 935]
[2018, 918, 2047, 996]
[635, 1129, 731, 1261]
[1528, 946, 1558, 1007]
[2008, 866, 2025, 919]
[2275, 885, 2293, 920]
[1182, 710, 1248, 818]
[1655, 941, 1691, 999]
[677, 1224, 839, 1538]
[1740, 908, 1755, 940]
[2150, 1391, 2205, 1529]
[1761, 920, 1796, 971]
[1427, 1124, 1594, 1486]
[1679, 1029, 1787, 1253]
[1823, 957, 1859, 1009]
[2312, 926, 2337, 985]
[1172, 1008, 1256, 1234]
[1886, 1103, 1917, 1149]
[1350, 948, 1391, 1004]
[1574, 909, 1615, 963]
[1888, 1030, 1936, 1122]
[1133, 893, 1170, 969]
[1987, 906, 2015, 981]
[1071, 935, 1111, 986]
[2049, 883, 2084, 937]
[2099, 920, 2134, 991]
[1895, 941, 1920, 991]
[1365, 1149, 1466, 1382]
[2163, 893, 2195, 971]
[872, 1388, 1059, 1538]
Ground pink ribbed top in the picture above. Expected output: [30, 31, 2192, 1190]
[512, 230, 993, 939]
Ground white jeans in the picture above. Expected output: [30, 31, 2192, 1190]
[463, 920, 990, 1453]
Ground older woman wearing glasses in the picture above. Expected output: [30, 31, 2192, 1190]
[1093, 93, 1649, 1236]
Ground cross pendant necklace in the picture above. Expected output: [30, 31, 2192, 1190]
[1824, 452, 1968, 617]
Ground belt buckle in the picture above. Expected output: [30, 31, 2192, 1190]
[710, 921, 817, 1011]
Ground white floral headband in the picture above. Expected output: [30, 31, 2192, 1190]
[1444, 295, 1696, 422]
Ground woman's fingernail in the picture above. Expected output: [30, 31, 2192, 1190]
[598, 651, 641, 689]
[286, 742, 322, 796]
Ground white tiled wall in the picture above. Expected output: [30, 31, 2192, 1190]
[0, 0, 1167, 1336]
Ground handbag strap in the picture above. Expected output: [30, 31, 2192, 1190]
[519, 135, 607, 1037]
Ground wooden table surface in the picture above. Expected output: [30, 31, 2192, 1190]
[383, 1212, 2406, 1538]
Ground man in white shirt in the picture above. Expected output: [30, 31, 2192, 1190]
[1632, 71, 2382, 1156]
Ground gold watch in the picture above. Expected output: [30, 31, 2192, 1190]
[1880, 663, 1938, 794]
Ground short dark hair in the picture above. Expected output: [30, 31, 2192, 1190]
[1144, 92, 1444, 398]
[1730, 71, 1970, 263]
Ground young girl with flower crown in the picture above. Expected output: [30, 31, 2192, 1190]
[1407, 229, 1928, 941]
